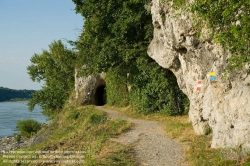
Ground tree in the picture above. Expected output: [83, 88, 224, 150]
[72, 0, 189, 115]
[27, 40, 77, 116]
[72, 0, 153, 75]
[0, 87, 35, 102]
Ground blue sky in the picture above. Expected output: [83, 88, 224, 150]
[0, 0, 83, 90]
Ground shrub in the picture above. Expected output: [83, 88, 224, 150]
[17, 119, 41, 138]
[129, 57, 189, 115]
[105, 68, 129, 107]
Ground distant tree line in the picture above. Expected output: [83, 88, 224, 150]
[0, 87, 35, 102]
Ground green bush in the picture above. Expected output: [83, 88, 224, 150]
[17, 119, 41, 138]
[105, 57, 189, 115]
[129, 57, 189, 115]
[106, 68, 129, 107]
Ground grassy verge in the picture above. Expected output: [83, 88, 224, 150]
[0, 105, 138, 166]
[104, 105, 250, 166]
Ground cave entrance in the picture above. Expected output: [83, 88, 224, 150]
[94, 85, 107, 106]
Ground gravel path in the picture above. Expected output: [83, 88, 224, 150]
[95, 106, 188, 166]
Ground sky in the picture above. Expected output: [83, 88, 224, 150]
[0, 0, 83, 90]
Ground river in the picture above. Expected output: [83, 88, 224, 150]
[0, 101, 47, 138]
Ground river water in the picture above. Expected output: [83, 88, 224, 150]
[0, 101, 47, 138]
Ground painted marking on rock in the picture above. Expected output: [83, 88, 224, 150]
[196, 80, 202, 91]
[210, 72, 217, 82]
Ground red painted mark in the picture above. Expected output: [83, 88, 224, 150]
[196, 80, 202, 91]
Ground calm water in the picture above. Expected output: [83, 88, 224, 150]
[0, 101, 48, 138]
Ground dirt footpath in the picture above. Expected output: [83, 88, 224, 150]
[95, 106, 188, 166]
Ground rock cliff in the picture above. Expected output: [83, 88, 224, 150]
[148, 0, 250, 148]
[74, 69, 106, 106]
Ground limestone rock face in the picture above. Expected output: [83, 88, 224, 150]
[148, 0, 250, 148]
[74, 69, 105, 105]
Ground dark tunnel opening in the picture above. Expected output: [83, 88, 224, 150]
[94, 85, 107, 106]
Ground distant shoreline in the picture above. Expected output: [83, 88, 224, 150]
[9, 98, 30, 101]
[0, 86, 35, 102]
[0, 99, 30, 102]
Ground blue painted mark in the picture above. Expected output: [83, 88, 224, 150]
[210, 76, 217, 81]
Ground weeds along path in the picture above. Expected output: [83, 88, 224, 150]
[95, 106, 188, 166]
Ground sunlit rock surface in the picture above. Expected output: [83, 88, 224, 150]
[148, 0, 250, 148]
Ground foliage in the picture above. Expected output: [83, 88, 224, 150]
[158, 0, 250, 73]
[191, 0, 250, 72]
[72, 0, 189, 115]
[0, 87, 35, 102]
[105, 68, 129, 107]
[6, 106, 135, 165]
[72, 0, 153, 75]
[16, 119, 41, 138]
[27, 40, 77, 116]
[129, 56, 189, 115]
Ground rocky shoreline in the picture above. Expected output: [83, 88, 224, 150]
[0, 123, 52, 155]
[0, 136, 30, 154]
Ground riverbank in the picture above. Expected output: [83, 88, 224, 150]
[0, 101, 47, 138]
[0, 136, 29, 154]
[0, 122, 49, 154]
[0, 106, 137, 165]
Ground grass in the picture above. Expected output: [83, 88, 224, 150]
[104, 105, 250, 166]
[1, 104, 250, 165]
[0, 105, 138, 166]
